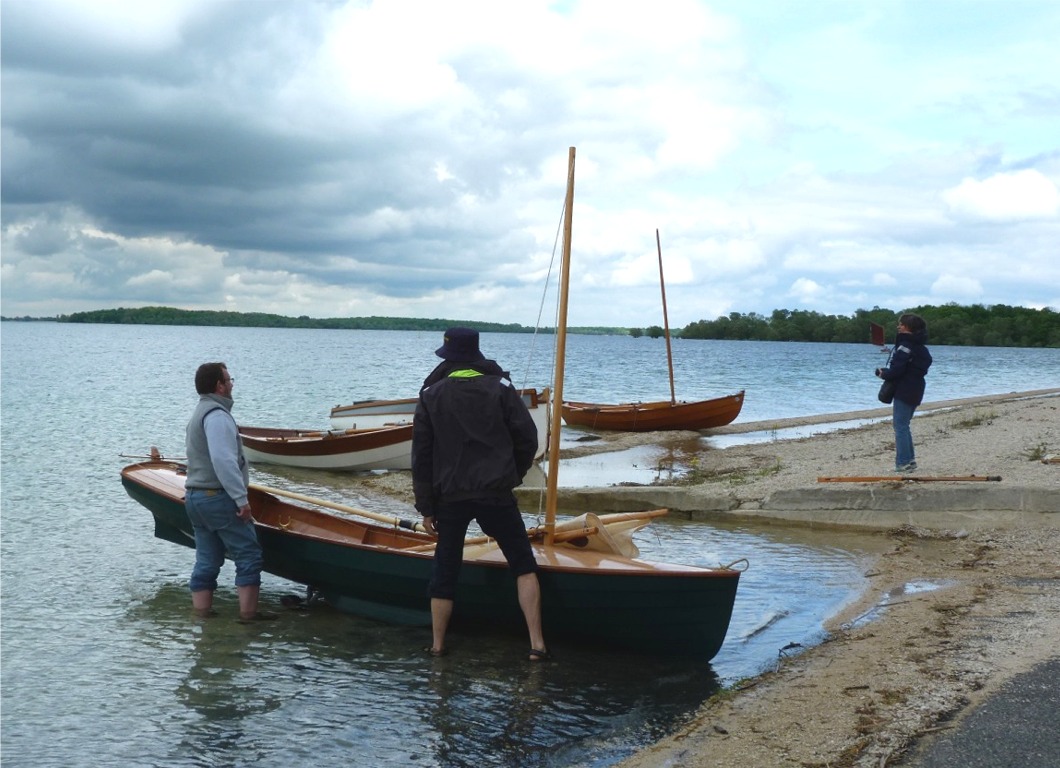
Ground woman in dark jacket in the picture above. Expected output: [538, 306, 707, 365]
[876, 313, 932, 472]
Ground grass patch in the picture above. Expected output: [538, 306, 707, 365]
[878, 687, 909, 706]
[1024, 442, 1049, 461]
[952, 408, 996, 429]
[672, 460, 782, 487]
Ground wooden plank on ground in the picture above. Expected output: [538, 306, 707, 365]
[817, 475, 1002, 483]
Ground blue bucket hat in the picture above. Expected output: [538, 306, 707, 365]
[435, 327, 485, 362]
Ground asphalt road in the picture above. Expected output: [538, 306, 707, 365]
[898, 656, 1060, 767]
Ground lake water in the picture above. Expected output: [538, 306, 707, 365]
[1, 322, 1057, 768]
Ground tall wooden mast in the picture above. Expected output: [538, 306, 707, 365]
[544, 147, 576, 544]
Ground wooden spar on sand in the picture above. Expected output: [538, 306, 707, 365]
[818, 475, 1002, 483]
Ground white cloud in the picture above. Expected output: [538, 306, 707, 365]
[930, 274, 984, 301]
[788, 277, 824, 302]
[943, 170, 1060, 222]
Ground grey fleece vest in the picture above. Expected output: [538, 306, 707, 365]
[185, 394, 248, 490]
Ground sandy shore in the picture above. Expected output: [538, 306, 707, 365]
[357, 389, 1059, 768]
[601, 390, 1060, 768]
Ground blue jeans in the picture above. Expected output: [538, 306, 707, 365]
[185, 489, 263, 592]
[892, 398, 917, 468]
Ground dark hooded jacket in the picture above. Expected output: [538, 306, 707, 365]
[411, 360, 538, 517]
[879, 329, 932, 406]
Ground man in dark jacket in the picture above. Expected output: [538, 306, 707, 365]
[876, 313, 933, 472]
[412, 327, 549, 661]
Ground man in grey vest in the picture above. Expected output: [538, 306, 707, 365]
[185, 362, 275, 622]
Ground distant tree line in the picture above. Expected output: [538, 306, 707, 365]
[629, 325, 666, 339]
[4, 303, 1056, 347]
[40, 307, 534, 333]
[14, 306, 621, 336]
[675, 304, 1060, 348]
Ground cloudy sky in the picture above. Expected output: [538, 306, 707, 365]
[2, 0, 1059, 328]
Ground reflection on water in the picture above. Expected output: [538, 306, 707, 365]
[13, 512, 877, 768]
[549, 443, 692, 487]
[549, 417, 891, 486]
[127, 584, 722, 768]
[705, 417, 886, 449]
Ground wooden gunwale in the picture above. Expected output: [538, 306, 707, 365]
[561, 390, 745, 431]
[123, 461, 736, 577]
[238, 424, 412, 457]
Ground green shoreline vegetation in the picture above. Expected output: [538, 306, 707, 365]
[2, 303, 1058, 347]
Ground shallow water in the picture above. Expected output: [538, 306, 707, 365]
[2, 323, 1055, 767]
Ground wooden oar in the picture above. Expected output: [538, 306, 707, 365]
[579, 508, 669, 523]
[406, 525, 603, 553]
[405, 508, 669, 553]
[251, 428, 363, 441]
[818, 475, 1002, 483]
[249, 483, 428, 532]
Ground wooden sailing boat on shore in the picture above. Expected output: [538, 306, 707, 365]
[237, 424, 414, 471]
[561, 229, 744, 432]
[120, 148, 743, 657]
[328, 387, 551, 460]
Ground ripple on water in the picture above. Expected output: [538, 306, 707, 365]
[843, 579, 956, 630]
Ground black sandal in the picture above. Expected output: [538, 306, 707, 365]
[528, 648, 554, 662]
[424, 646, 448, 657]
